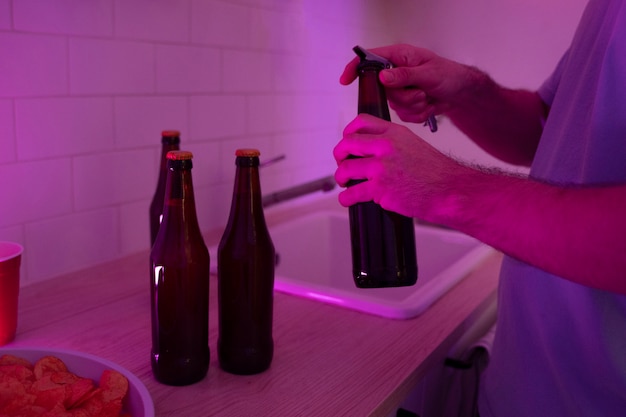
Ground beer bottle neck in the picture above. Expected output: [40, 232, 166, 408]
[161, 161, 201, 232]
[227, 157, 264, 226]
[357, 66, 391, 121]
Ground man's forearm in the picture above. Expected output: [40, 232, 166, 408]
[439, 165, 626, 295]
[446, 67, 547, 166]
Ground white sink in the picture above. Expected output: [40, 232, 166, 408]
[268, 210, 494, 319]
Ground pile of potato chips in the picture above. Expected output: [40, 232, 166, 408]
[0, 354, 131, 417]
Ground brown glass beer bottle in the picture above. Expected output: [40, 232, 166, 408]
[150, 150, 210, 385]
[149, 130, 180, 246]
[349, 46, 418, 288]
[218, 149, 275, 375]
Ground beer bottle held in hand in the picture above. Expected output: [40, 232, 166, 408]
[149, 130, 180, 246]
[218, 149, 275, 375]
[150, 150, 210, 386]
[349, 46, 418, 288]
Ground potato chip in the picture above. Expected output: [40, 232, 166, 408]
[33, 356, 68, 380]
[10, 404, 47, 416]
[0, 354, 131, 417]
[65, 377, 95, 409]
[100, 370, 129, 402]
[0, 372, 29, 405]
[101, 398, 124, 416]
[0, 354, 33, 368]
[32, 375, 66, 409]
[70, 409, 91, 417]
[0, 363, 35, 384]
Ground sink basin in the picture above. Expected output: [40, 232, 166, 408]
[268, 210, 494, 319]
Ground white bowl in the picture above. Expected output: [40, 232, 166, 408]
[0, 347, 154, 417]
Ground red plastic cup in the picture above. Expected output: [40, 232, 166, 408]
[0, 242, 23, 346]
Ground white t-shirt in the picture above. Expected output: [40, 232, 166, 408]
[479, 0, 626, 415]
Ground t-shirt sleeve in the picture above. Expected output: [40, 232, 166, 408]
[537, 48, 570, 107]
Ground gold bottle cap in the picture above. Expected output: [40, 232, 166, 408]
[235, 148, 260, 157]
[167, 150, 193, 160]
[162, 130, 180, 137]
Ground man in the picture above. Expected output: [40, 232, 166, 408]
[334, 0, 626, 415]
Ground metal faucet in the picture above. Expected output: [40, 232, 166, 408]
[260, 154, 336, 208]
[262, 175, 336, 208]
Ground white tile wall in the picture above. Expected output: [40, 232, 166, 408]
[0, 33, 68, 97]
[24, 208, 120, 283]
[0, 0, 386, 285]
[73, 149, 155, 210]
[15, 98, 114, 160]
[189, 95, 247, 140]
[222, 50, 273, 92]
[13, 0, 113, 36]
[0, 159, 73, 226]
[0, 0, 11, 30]
[114, 96, 189, 148]
[191, 1, 250, 47]
[0, 99, 16, 163]
[69, 38, 155, 95]
[155, 45, 221, 93]
[115, 0, 190, 42]
[249, 9, 304, 52]
[118, 199, 150, 254]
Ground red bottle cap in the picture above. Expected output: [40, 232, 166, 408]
[166, 150, 193, 160]
[235, 149, 260, 157]
[161, 130, 180, 137]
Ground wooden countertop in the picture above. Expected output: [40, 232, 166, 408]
[8, 196, 501, 416]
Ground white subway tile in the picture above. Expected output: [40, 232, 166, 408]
[222, 50, 273, 93]
[183, 140, 222, 187]
[272, 53, 341, 94]
[249, 92, 340, 134]
[0, 0, 10, 29]
[304, 16, 358, 59]
[24, 208, 120, 283]
[0, 33, 68, 97]
[0, 100, 15, 163]
[234, 0, 299, 12]
[189, 95, 246, 140]
[115, 0, 190, 42]
[249, 9, 307, 52]
[191, 0, 250, 47]
[114, 96, 188, 148]
[275, 129, 336, 172]
[73, 149, 155, 210]
[119, 200, 150, 255]
[69, 38, 155, 95]
[305, 129, 338, 168]
[16, 97, 114, 160]
[301, 0, 366, 27]
[270, 53, 304, 92]
[156, 45, 221, 93]
[0, 159, 73, 227]
[0, 225, 23, 247]
[13, 0, 113, 36]
[246, 92, 340, 142]
[247, 94, 280, 134]
[275, 93, 339, 131]
[194, 182, 232, 234]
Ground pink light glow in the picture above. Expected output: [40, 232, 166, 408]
[0, 0, 587, 286]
